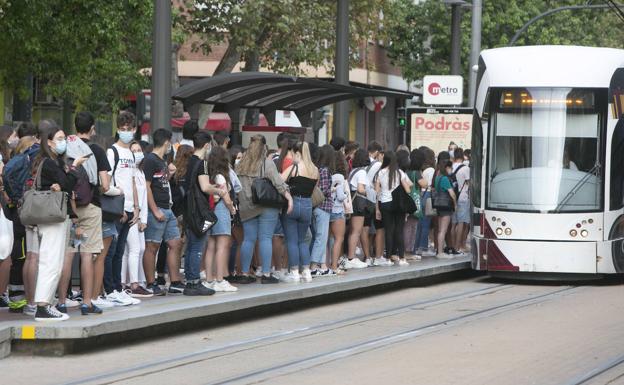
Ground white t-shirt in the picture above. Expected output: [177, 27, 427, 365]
[366, 161, 382, 202]
[133, 169, 148, 224]
[349, 168, 370, 192]
[213, 174, 228, 201]
[455, 164, 470, 202]
[422, 167, 435, 188]
[377, 168, 409, 203]
[107, 144, 136, 212]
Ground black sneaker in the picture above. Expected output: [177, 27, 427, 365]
[69, 291, 83, 303]
[0, 294, 9, 308]
[237, 275, 257, 284]
[55, 303, 68, 314]
[444, 246, 452, 254]
[156, 276, 166, 287]
[261, 274, 280, 284]
[183, 282, 215, 296]
[168, 281, 185, 294]
[450, 248, 461, 255]
[148, 283, 165, 296]
[224, 275, 241, 283]
[35, 305, 69, 322]
[80, 303, 103, 315]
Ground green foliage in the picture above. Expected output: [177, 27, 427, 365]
[0, 0, 153, 114]
[386, 0, 624, 84]
[181, 0, 390, 75]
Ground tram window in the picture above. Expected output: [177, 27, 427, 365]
[487, 87, 604, 213]
[610, 119, 624, 210]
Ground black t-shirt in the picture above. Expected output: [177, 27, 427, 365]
[84, 140, 111, 207]
[183, 155, 206, 192]
[144, 152, 172, 209]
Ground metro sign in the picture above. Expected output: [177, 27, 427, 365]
[423, 75, 463, 105]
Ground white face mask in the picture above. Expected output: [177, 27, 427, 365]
[234, 158, 241, 166]
[134, 152, 145, 164]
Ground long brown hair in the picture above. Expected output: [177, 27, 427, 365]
[206, 146, 231, 185]
[174, 144, 194, 183]
[236, 135, 266, 176]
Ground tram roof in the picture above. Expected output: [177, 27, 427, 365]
[480, 45, 624, 88]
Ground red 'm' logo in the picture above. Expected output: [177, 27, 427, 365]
[428, 82, 441, 96]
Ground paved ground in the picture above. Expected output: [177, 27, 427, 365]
[2, 275, 623, 385]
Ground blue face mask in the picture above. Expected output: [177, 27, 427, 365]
[134, 152, 144, 164]
[54, 139, 67, 155]
[119, 131, 134, 144]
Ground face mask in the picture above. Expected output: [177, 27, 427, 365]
[235, 158, 241, 166]
[119, 131, 134, 144]
[54, 139, 67, 155]
[8, 137, 18, 149]
[448, 150, 454, 158]
[134, 152, 144, 164]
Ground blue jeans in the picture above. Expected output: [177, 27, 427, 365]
[310, 207, 331, 264]
[104, 212, 133, 294]
[284, 197, 313, 268]
[415, 191, 432, 252]
[184, 229, 208, 282]
[241, 208, 279, 274]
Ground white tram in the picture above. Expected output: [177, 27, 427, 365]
[471, 45, 624, 278]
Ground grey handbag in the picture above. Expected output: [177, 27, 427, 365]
[18, 160, 67, 225]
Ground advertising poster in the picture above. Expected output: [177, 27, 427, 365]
[409, 107, 473, 154]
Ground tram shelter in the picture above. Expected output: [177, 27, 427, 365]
[172, 72, 417, 145]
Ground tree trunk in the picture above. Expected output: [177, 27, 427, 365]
[197, 41, 240, 128]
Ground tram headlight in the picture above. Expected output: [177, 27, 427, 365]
[570, 229, 578, 237]
[581, 229, 589, 237]
[504, 228, 512, 236]
[496, 228, 503, 236]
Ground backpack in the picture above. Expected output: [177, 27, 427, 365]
[2, 145, 38, 204]
[184, 159, 217, 236]
[170, 176, 186, 217]
[70, 163, 93, 207]
[449, 164, 465, 196]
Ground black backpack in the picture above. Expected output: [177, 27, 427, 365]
[184, 159, 218, 237]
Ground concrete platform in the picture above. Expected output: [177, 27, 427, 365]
[0, 256, 471, 356]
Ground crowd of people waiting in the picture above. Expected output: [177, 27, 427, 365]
[0, 111, 471, 322]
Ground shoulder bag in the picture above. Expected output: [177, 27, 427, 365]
[100, 146, 126, 222]
[431, 175, 454, 212]
[251, 160, 287, 208]
[18, 159, 67, 225]
[408, 171, 423, 219]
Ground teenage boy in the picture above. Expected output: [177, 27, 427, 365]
[103, 111, 140, 306]
[365, 141, 392, 267]
[143, 129, 184, 295]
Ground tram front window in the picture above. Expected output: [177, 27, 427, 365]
[487, 88, 603, 213]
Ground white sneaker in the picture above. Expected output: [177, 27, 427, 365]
[282, 271, 301, 283]
[122, 289, 141, 305]
[65, 298, 81, 308]
[397, 258, 409, 266]
[92, 296, 115, 309]
[343, 258, 368, 269]
[202, 281, 216, 290]
[255, 267, 263, 277]
[436, 253, 454, 259]
[214, 280, 238, 292]
[365, 258, 374, 267]
[422, 249, 437, 257]
[373, 256, 394, 267]
[301, 269, 313, 283]
[106, 291, 133, 306]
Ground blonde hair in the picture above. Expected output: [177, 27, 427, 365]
[15, 136, 36, 154]
[295, 141, 318, 178]
[236, 135, 266, 176]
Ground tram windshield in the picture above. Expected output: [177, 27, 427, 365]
[487, 88, 603, 213]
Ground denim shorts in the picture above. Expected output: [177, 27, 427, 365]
[330, 212, 345, 222]
[145, 208, 180, 243]
[102, 220, 118, 239]
[210, 200, 231, 236]
[452, 200, 470, 224]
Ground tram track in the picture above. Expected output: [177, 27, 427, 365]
[565, 353, 624, 385]
[61, 284, 579, 385]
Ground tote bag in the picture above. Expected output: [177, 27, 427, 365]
[18, 160, 67, 226]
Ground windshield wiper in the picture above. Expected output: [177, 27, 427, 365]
[553, 163, 601, 213]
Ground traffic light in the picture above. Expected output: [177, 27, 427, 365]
[397, 107, 406, 130]
[312, 109, 326, 132]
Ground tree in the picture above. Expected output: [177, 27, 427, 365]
[385, 0, 624, 86]
[0, 0, 153, 114]
[179, 0, 391, 125]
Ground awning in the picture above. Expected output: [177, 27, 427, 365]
[172, 72, 417, 116]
